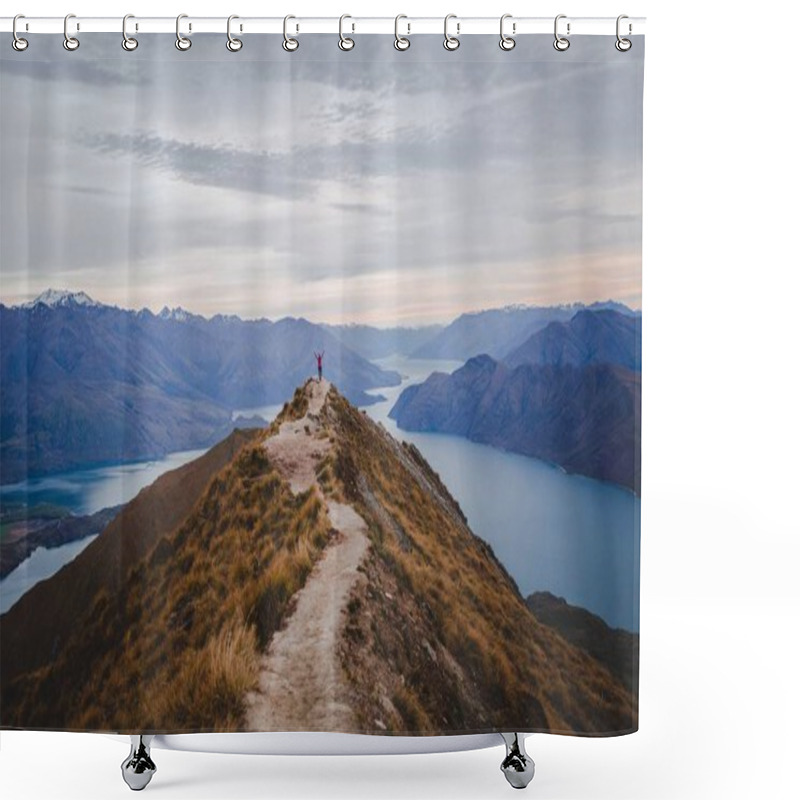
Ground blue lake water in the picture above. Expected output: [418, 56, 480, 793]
[0, 535, 100, 615]
[0, 450, 208, 614]
[0, 449, 208, 516]
[1, 358, 640, 631]
[363, 356, 641, 632]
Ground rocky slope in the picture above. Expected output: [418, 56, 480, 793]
[505, 309, 642, 371]
[391, 356, 641, 492]
[1, 382, 636, 735]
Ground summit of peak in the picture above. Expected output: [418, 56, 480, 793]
[22, 289, 100, 309]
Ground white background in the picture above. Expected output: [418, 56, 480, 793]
[2, 1, 799, 799]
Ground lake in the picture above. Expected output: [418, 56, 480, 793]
[1, 357, 640, 631]
[364, 356, 641, 633]
[0, 450, 209, 614]
[0, 449, 208, 516]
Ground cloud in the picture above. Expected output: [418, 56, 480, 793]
[0, 34, 643, 323]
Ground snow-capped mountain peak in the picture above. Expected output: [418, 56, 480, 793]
[22, 289, 100, 309]
[158, 306, 193, 322]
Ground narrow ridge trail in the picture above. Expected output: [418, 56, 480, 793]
[244, 379, 370, 731]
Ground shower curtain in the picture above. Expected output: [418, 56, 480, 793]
[0, 30, 643, 737]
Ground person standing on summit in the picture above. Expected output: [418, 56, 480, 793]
[314, 350, 324, 382]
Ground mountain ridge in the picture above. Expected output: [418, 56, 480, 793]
[0, 298, 400, 483]
[0, 381, 636, 735]
[390, 355, 641, 492]
[412, 301, 639, 361]
[506, 309, 642, 371]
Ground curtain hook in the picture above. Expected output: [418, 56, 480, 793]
[553, 14, 570, 51]
[283, 15, 299, 51]
[394, 14, 410, 51]
[63, 13, 80, 51]
[12, 14, 28, 51]
[122, 14, 138, 51]
[227, 14, 243, 51]
[175, 14, 192, 51]
[339, 14, 355, 51]
[499, 14, 516, 51]
[443, 14, 460, 51]
[615, 14, 632, 52]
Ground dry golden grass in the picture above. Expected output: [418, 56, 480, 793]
[144, 613, 260, 730]
[326, 387, 636, 735]
[278, 383, 311, 422]
[2, 382, 635, 737]
[2, 439, 332, 732]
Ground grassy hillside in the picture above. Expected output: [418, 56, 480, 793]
[526, 592, 639, 696]
[1, 383, 636, 735]
[320, 388, 636, 734]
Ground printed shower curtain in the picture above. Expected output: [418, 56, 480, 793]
[0, 31, 643, 737]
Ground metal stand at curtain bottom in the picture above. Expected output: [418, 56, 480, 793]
[118, 732, 535, 791]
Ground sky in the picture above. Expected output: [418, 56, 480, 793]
[0, 34, 643, 326]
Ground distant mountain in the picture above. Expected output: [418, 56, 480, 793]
[390, 355, 640, 492]
[20, 288, 101, 309]
[156, 305, 205, 323]
[0, 382, 635, 734]
[505, 309, 642, 371]
[412, 301, 638, 361]
[0, 292, 400, 484]
[321, 323, 442, 360]
[526, 592, 639, 694]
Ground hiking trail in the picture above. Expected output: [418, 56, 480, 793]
[244, 379, 370, 731]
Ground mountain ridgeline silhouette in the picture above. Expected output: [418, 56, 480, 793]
[0, 293, 400, 484]
[0, 382, 636, 735]
[390, 309, 642, 492]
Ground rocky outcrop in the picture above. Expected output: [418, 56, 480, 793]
[391, 356, 641, 492]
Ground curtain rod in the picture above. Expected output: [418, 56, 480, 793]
[0, 16, 645, 37]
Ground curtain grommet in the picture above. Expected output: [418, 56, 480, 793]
[283, 15, 299, 52]
[226, 15, 243, 52]
[338, 14, 355, 51]
[553, 14, 570, 51]
[63, 13, 80, 51]
[443, 14, 460, 51]
[394, 15, 410, 51]
[12, 14, 29, 51]
[499, 14, 516, 51]
[175, 14, 192, 51]
[121, 14, 138, 51]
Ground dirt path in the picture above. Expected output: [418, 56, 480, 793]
[245, 380, 370, 731]
[261, 379, 331, 494]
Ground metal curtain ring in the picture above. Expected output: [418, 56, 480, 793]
[227, 14, 243, 51]
[283, 15, 299, 51]
[12, 14, 28, 51]
[63, 13, 79, 51]
[339, 14, 355, 50]
[122, 14, 138, 51]
[499, 14, 515, 50]
[175, 14, 191, 51]
[616, 14, 632, 51]
[443, 14, 460, 51]
[553, 14, 570, 51]
[394, 14, 410, 51]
